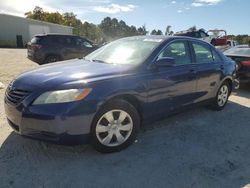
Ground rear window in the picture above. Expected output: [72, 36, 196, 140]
[192, 42, 213, 63]
[31, 37, 43, 44]
[224, 47, 250, 56]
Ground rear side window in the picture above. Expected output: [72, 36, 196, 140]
[54, 36, 76, 45]
[192, 42, 213, 63]
[158, 41, 191, 65]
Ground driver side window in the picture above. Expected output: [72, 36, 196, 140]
[158, 41, 191, 65]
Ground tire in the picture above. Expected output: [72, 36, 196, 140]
[211, 81, 230, 111]
[90, 99, 140, 153]
[44, 55, 59, 64]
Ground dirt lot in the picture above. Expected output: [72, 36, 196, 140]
[0, 48, 250, 188]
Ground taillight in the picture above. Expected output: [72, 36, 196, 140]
[241, 61, 250, 66]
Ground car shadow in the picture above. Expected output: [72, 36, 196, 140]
[0, 96, 250, 187]
[237, 83, 250, 98]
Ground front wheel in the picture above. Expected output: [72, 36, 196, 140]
[211, 82, 230, 111]
[90, 99, 140, 153]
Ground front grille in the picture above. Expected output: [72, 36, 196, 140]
[5, 82, 30, 105]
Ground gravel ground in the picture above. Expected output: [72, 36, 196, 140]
[0, 49, 250, 188]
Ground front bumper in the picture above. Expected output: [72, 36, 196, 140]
[4, 99, 96, 144]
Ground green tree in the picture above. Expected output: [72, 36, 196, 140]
[151, 29, 157, 35]
[99, 17, 142, 41]
[25, 6, 44, 21]
[137, 25, 148, 35]
[63, 12, 81, 27]
[129, 26, 138, 36]
[43, 12, 64, 24]
[79, 22, 103, 43]
[151, 29, 163, 35]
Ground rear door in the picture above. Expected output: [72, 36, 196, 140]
[190, 40, 224, 101]
[60, 36, 80, 60]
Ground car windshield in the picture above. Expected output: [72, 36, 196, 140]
[85, 37, 162, 65]
[224, 47, 250, 56]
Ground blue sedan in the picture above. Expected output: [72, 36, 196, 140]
[4, 36, 239, 152]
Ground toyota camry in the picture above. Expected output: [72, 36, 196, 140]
[4, 36, 239, 152]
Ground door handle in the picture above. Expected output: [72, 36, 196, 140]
[220, 65, 224, 70]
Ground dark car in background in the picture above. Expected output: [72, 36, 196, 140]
[175, 29, 210, 42]
[5, 36, 238, 152]
[224, 45, 250, 83]
[27, 34, 98, 64]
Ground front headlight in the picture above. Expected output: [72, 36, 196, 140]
[33, 88, 92, 105]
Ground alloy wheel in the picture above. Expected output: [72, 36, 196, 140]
[95, 109, 133, 147]
[217, 85, 229, 107]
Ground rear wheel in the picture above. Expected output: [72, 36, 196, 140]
[211, 81, 230, 111]
[90, 99, 140, 153]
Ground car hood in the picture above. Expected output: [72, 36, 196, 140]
[12, 59, 136, 90]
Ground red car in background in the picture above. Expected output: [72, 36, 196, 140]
[208, 29, 228, 46]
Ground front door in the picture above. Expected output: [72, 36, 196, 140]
[146, 40, 197, 118]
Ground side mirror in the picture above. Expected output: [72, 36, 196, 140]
[155, 57, 175, 67]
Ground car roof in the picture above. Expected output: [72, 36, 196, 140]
[34, 33, 81, 37]
[122, 35, 207, 42]
[34, 34, 206, 42]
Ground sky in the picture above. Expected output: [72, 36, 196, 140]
[0, 0, 249, 35]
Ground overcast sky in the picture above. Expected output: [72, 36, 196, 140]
[0, 0, 249, 35]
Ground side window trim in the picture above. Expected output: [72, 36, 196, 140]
[155, 39, 193, 66]
[187, 40, 196, 64]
